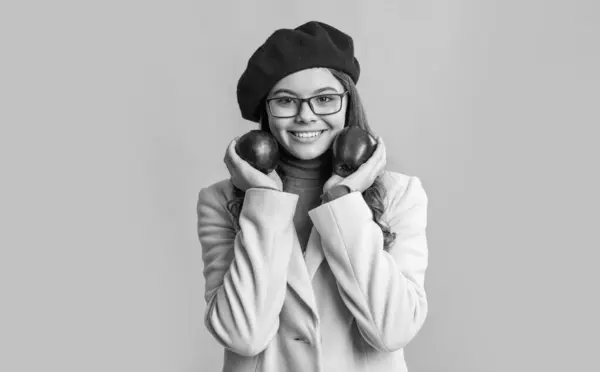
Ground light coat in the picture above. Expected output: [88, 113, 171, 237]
[196, 171, 429, 372]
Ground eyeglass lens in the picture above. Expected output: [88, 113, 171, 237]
[269, 94, 343, 117]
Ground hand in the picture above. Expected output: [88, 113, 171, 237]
[223, 137, 283, 192]
[323, 137, 387, 194]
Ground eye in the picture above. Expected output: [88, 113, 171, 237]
[273, 97, 295, 106]
[315, 95, 335, 103]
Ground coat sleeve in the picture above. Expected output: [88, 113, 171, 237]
[308, 176, 429, 352]
[197, 186, 299, 356]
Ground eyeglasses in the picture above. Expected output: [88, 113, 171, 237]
[266, 91, 349, 118]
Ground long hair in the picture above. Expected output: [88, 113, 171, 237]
[227, 69, 397, 250]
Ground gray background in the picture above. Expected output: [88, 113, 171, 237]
[1, 1, 599, 371]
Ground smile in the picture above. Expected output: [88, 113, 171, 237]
[290, 130, 325, 138]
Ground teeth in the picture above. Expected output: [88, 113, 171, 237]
[292, 131, 322, 138]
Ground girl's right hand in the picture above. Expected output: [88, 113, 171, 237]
[223, 137, 283, 192]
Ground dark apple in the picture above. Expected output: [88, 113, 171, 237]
[235, 129, 280, 174]
[331, 126, 378, 177]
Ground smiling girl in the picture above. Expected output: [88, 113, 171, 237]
[197, 21, 429, 372]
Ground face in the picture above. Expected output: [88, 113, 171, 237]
[265, 68, 348, 160]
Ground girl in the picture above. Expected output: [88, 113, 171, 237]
[197, 21, 429, 372]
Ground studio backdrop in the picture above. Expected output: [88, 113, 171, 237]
[1, 1, 598, 371]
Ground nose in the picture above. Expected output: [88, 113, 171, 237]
[296, 100, 318, 123]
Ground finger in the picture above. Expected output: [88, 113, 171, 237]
[224, 160, 239, 188]
[366, 137, 383, 163]
[372, 137, 386, 163]
[266, 169, 279, 182]
[224, 138, 236, 163]
[330, 174, 344, 183]
[374, 137, 385, 160]
[268, 171, 283, 190]
[374, 140, 387, 176]
[375, 158, 386, 177]
[227, 140, 244, 169]
[267, 169, 281, 181]
[324, 174, 343, 193]
[377, 138, 387, 167]
[363, 147, 385, 179]
[361, 140, 383, 173]
[224, 142, 236, 167]
[224, 146, 245, 181]
[224, 154, 236, 179]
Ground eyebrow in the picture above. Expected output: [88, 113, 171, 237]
[271, 87, 340, 96]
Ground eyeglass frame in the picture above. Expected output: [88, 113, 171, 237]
[265, 90, 349, 118]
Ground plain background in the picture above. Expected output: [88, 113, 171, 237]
[1, 0, 599, 371]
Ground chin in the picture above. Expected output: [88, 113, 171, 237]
[287, 141, 331, 159]
[288, 147, 323, 160]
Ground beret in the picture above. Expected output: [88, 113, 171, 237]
[236, 21, 360, 123]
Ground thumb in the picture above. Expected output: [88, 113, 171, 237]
[267, 170, 283, 191]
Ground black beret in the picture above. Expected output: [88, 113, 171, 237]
[236, 21, 361, 123]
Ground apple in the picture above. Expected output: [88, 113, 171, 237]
[331, 126, 378, 177]
[235, 129, 280, 174]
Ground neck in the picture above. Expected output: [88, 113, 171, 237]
[277, 146, 333, 184]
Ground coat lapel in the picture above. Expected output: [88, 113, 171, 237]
[286, 227, 324, 320]
[304, 227, 325, 280]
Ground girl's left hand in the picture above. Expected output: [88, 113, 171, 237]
[323, 137, 387, 194]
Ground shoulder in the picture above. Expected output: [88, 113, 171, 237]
[379, 170, 428, 208]
[197, 178, 235, 211]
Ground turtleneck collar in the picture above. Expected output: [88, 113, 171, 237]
[277, 145, 333, 187]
